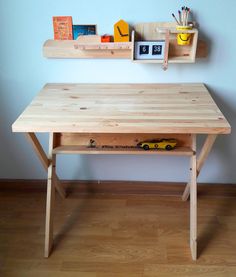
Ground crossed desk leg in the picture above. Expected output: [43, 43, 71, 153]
[184, 134, 217, 260]
[190, 134, 197, 260]
[182, 134, 217, 202]
[26, 132, 66, 257]
[26, 132, 217, 260]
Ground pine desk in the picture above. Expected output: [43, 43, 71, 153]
[12, 83, 231, 260]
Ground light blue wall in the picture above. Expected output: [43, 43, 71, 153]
[0, 0, 235, 183]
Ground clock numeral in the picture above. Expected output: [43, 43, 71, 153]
[152, 45, 162, 55]
[140, 45, 149, 55]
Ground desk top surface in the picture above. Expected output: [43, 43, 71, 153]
[12, 83, 231, 134]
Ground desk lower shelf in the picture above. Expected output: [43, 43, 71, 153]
[53, 146, 193, 156]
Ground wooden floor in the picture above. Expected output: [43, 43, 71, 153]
[1, 181, 236, 277]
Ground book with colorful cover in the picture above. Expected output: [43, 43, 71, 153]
[53, 16, 73, 40]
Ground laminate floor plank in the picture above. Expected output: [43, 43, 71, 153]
[1, 181, 236, 276]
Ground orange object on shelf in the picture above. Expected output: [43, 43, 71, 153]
[101, 35, 112, 42]
[114, 19, 130, 42]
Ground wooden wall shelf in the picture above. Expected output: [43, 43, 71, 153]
[43, 40, 132, 59]
[131, 22, 198, 64]
[43, 39, 207, 60]
[43, 22, 207, 63]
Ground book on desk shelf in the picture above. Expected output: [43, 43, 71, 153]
[53, 16, 73, 40]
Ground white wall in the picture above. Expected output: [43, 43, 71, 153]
[0, 0, 235, 183]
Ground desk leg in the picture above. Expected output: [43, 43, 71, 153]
[182, 134, 217, 201]
[44, 133, 56, 258]
[25, 132, 66, 199]
[190, 134, 197, 260]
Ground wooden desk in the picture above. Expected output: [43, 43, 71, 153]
[12, 83, 231, 260]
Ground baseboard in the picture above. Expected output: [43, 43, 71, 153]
[0, 179, 236, 197]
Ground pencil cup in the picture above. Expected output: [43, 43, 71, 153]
[176, 25, 192, 46]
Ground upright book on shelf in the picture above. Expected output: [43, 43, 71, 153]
[53, 16, 73, 40]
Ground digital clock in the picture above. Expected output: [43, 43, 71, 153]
[134, 41, 165, 60]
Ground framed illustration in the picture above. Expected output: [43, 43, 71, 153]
[53, 16, 73, 40]
[73, 24, 97, 39]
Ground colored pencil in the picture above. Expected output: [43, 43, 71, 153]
[173, 6, 191, 26]
[172, 13, 180, 25]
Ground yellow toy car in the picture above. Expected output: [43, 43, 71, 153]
[137, 139, 177, 151]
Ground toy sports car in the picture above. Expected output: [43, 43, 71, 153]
[137, 139, 177, 151]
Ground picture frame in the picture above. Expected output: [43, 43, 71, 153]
[53, 16, 73, 40]
[72, 24, 97, 40]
